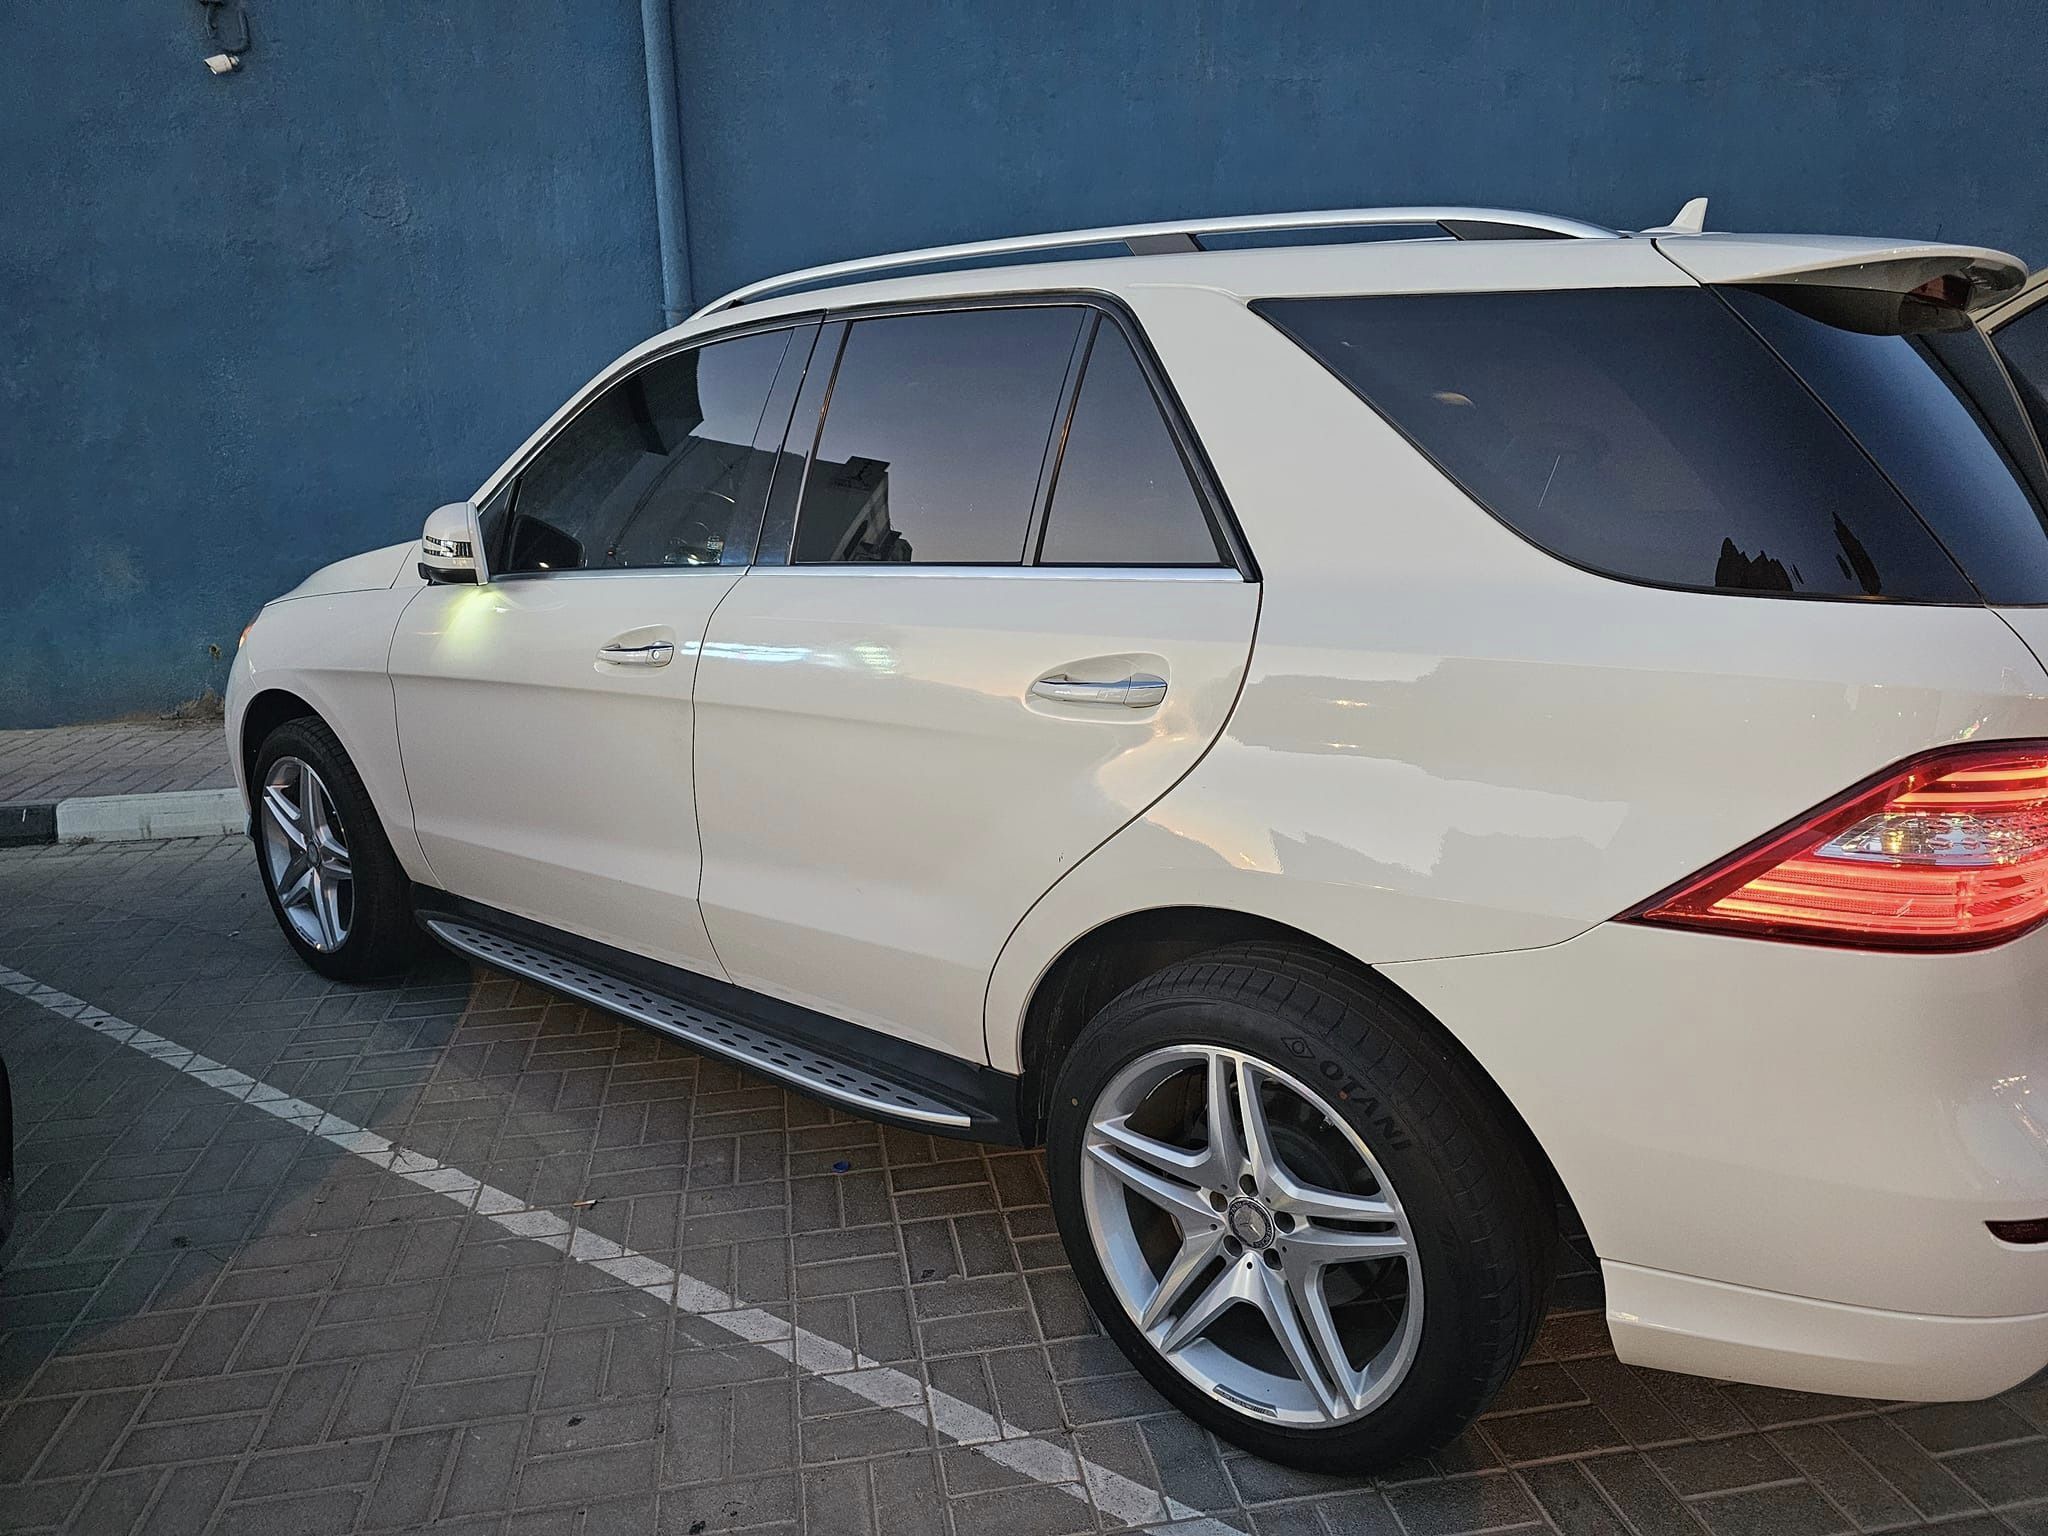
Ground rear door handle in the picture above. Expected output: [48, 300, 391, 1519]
[1030, 673, 1167, 709]
[598, 641, 675, 667]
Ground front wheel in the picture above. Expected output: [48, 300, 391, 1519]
[1046, 943, 1552, 1471]
[252, 716, 418, 981]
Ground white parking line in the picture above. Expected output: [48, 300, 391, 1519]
[0, 963, 1243, 1534]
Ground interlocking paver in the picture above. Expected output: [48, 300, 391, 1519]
[1580, 1453, 1715, 1536]
[2, 836, 2047, 1535]
[1518, 1461, 1627, 1536]
[0, 720, 233, 805]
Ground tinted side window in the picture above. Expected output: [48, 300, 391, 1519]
[1993, 300, 2048, 450]
[1721, 286, 2048, 605]
[1255, 290, 1974, 602]
[1037, 320, 1229, 566]
[793, 307, 1084, 564]
[505, 329, 790, 573]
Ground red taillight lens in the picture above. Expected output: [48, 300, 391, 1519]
[1624, 741, 2048, 951]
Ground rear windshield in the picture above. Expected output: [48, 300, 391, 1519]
[1720, 286, 2048, 605]
[1254, 286, 2048, 604]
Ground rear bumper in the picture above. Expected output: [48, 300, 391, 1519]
[1384, 921, 2048, 1399]
[1605, 1261, 2048, 1401]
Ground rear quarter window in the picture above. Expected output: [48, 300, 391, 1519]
[1254, 289, 1977, 603]
[1036, 317, 1231, 567]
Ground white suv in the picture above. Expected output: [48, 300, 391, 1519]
[227, 206, 2048, 1469]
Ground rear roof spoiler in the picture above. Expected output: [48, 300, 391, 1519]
[1652, 233, 2028, 309]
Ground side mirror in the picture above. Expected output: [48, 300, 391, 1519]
[419, 502, 481, 585]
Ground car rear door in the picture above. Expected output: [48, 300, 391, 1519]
[388, 321, 813, 976]
[693, 300, 1259, 1063]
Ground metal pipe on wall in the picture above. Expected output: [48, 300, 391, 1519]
[639, 0, 693, 327]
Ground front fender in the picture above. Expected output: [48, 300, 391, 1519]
[229, 585, 435, 885]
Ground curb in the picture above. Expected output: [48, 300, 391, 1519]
[0, 787, 246, 848]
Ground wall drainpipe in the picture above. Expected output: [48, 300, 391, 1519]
[639, 0, 694, 327]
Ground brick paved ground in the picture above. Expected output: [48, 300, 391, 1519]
[0, 721, 234, 806]
[0, 836, 2043, 1534]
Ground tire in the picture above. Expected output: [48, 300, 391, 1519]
[251, 716, 419, 981]
[1046, 942, 1552, 1471]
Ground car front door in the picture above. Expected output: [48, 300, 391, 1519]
[389, 322, 813, 976]
[693, 301, 1260, 1061]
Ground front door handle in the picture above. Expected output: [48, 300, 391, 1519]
[598, 641, 675, 667]
[1030, 673, 1167, 709]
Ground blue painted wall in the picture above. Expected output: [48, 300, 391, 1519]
[7, 0, 2047, 725]
[673, 0, 2048, 301]
[0, 4, 662, 726]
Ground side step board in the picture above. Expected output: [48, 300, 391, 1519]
[424, 918, 974, 1129]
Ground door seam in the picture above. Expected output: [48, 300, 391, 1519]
[688, 564, 755, 983]
[384, 582, 446, 888]
[976, 581, 1266, 1067]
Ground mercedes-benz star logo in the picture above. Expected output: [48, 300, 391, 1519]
[1225, 1198, 1275, 1249]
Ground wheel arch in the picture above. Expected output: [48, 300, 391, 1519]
[1011, 905, 1572, 1224]
[235, 680, 432, 886]
[238, 687, 323, 794]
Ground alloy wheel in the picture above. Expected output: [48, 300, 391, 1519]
[1079, 1045, 1423, 1426]
[258, 756, 353, 953]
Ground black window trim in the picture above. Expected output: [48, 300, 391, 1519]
[764, 289, 1258, 581]
[1020, 311, 1097, 567]
[1251, 287, 1988, 609]
[735, 320, 825, 570]
[480, 312, 821, 581]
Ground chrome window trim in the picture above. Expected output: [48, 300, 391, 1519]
[731, 564, 1249, 583]
[475, 565, 747, 585]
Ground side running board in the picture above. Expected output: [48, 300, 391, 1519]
[424, 918, 973, 1129]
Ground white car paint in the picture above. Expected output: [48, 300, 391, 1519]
[1383, 920, 2048, 1397]
[388, 568, 745, 978]
[232, 577, 434, 886]
[275, 538, 415, 601]
[692, 565, 1259, 1058]
[1653, 232, 2026, 295]
[229, 217, 2048, 1409]
[975, 279, 2048, 982]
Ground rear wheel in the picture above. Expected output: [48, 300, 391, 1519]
[1046, 942, 1551, 1470]
[252, 717, 417, 980]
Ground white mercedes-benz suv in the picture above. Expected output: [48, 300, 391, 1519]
[227, 205, 2048, 1469]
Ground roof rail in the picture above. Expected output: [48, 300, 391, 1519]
[693, 205, 1620, 318]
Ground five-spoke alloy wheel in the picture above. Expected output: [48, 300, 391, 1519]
[1049, 943, 1552, 1471]
[259, 755, 353, 953]
[251, 715, 417, 980]
[1081, 1044, 1423, 1426]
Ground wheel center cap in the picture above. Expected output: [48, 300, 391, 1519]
[1225, 1197, 1275, 1249]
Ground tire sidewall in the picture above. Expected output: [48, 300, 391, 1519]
[1047, 983, 1517, 1469]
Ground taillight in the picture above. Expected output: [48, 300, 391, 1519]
[1622, 741, 2048, 951]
